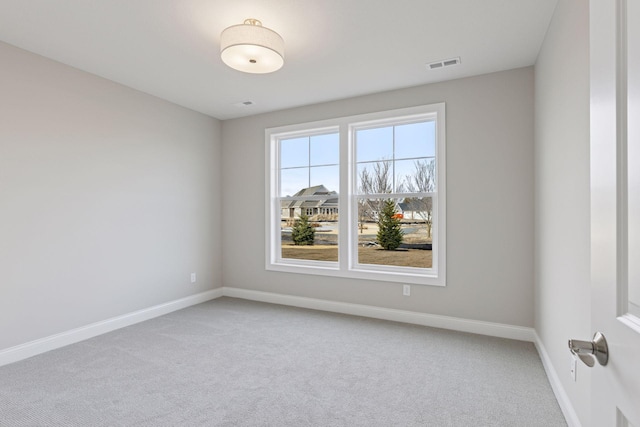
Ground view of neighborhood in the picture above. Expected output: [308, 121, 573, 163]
[278, 121, 435, 269]
[280, 184, 433, 268]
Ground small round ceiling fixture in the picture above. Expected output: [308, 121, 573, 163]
[220, 19, 284, 74]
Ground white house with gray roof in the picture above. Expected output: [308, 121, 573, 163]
[281, 185, 338, 219]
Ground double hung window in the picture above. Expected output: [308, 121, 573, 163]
[266, 104, 446, 285]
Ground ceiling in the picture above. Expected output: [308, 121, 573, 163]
[0, 0, 558, 120]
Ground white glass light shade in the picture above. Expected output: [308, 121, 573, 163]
[220, 19, 284, 74]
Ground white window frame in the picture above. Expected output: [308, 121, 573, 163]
[266, 103, 446, 286]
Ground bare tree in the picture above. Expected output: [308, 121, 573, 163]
[359, 161, 393, 194]
[404, 159, 436, 238]
[358, 161, 394, 232]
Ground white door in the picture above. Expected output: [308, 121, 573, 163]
[590, 0, 640, 425]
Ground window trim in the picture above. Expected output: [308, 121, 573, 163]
[265, 103, 446, 286]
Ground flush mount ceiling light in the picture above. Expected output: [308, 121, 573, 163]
[220, 19, 284, 74]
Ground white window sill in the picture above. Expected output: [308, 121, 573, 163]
[266, 261, 445, 286]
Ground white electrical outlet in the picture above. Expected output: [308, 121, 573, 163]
[570, 355, 577, 381]
[190, 273, 196, 283]
[403, 284, 411, 296]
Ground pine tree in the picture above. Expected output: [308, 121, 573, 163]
[292, 214, 315, 246]
[377, 199, 404, 250]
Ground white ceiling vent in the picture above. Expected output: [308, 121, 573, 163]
[426, 57, 461, 70]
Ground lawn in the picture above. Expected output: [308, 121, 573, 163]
[281, 219, 432, 268]
[281, 245, 432, 268]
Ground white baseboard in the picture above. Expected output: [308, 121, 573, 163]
[534, 332, 582, 427]
[222, 287, 535, 342]
[0, 288, 223, 367]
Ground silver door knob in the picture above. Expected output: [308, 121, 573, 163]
[568, 332, 608, 367]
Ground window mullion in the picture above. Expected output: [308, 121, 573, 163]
[307, 137, 311, 189]
[339, 122, 350, 272]
[392, 125, 396, 192]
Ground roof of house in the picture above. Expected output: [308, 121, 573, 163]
[281, 185, 339, 209]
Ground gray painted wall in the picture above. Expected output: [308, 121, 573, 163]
[222, 67, 535, 327]
[0, 42, 223, 351]
[534, 0, 591, 424]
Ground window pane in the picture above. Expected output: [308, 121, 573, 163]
[310, 165, 339, 194]
[281, 168, 308, 197]
[281, 137, 309, 168]
[357, 161, 392, 194]
[310, 133, 339, 166]
[394, 158, 435, 193]
[281, 210, 339, 262]
[356, 126, 393, 162]
[395, 121, 436, 159]
[357, 197, 433, 268]
[357, 197, 387, 224]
